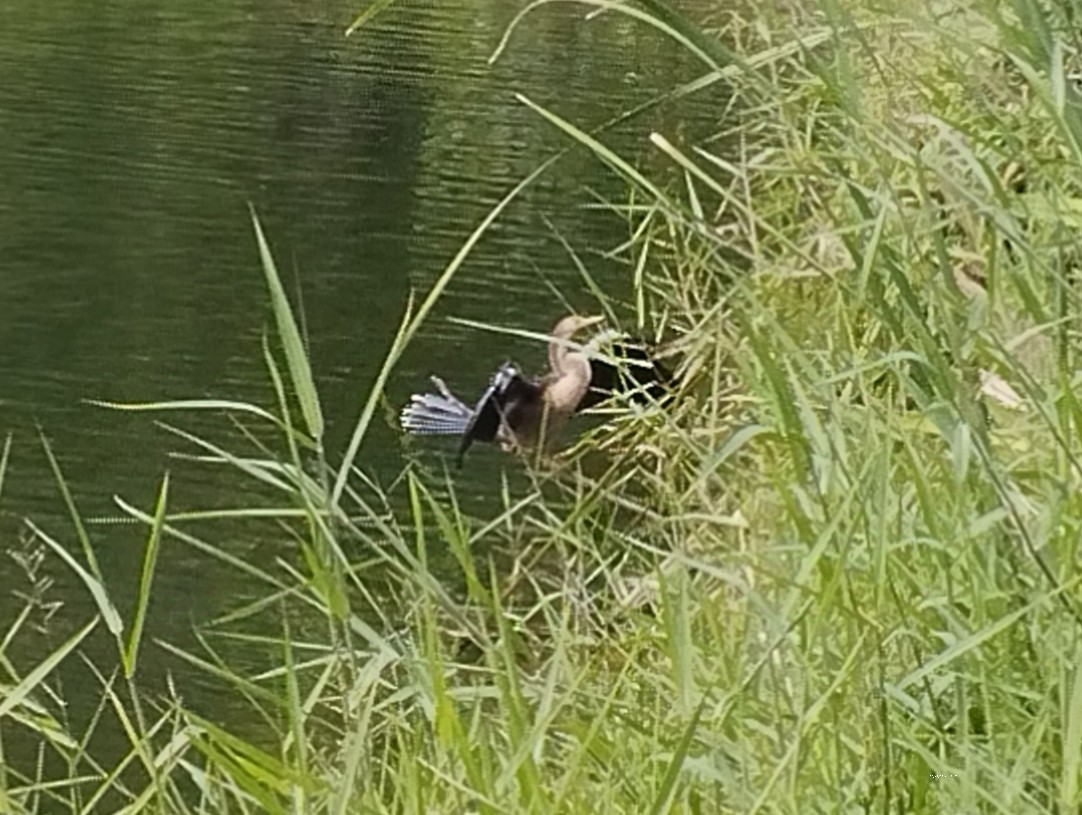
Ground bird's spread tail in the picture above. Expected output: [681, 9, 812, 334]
[400, 377, 473, 436]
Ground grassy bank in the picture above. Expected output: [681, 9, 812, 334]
[6, 0, 1082, 812]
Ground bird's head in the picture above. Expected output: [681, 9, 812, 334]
[551, 313, 604, 341]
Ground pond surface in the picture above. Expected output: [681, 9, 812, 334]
[0, 0, 720, 756]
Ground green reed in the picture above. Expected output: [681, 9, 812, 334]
[6, 0, 1082, 811]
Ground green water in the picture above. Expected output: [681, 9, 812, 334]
[0, 0, 719, 755]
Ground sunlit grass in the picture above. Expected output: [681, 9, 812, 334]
[5, 0, 1082, 812]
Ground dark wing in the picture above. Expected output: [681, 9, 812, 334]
[496, 372, 544, 438]
[456, 363, 532, 465]
[579, 342, 672, 410]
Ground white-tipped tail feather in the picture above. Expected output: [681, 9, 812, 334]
[399, 376, 474, 435]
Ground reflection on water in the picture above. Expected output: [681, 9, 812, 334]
[0, 0, 720, 755]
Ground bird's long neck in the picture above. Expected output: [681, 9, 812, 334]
[544, 352, 592, 413]
[548, 321, 580, 376]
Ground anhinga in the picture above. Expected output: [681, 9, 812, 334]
[400, 315, 669, 464]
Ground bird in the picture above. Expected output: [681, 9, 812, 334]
[400, 314, 670, 465]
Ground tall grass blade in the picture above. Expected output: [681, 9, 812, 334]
[0, 433, 11, 508]
[88, 398, 314, 447]
[0, 618, 98, 720]
[517, 93, 671, 205]
[249, 208, 325, 441]
[123, 473, 168, 679]
[493, 0, 741, 75]
[893, 597, 1048, 693]
[1062, 642, 1082, 808]
[26, 519, 123, 637]
[345, 0, 399, 36]
[646, 696, 706, 815]
[39, 430, 104, 587]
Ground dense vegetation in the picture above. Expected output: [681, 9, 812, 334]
[6, 0, 1082, 812]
